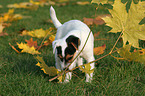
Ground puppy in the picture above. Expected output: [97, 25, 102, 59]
[50, 6, 95, 83]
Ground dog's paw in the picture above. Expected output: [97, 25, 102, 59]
[63, 79, 70, 83]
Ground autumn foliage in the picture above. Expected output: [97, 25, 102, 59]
[2, 0, 144, 82]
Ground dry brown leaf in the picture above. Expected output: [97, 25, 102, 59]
[83, 17, 94, 26]
[94, 44, 106, 55]
[0, 32, 8, 36]
[83, 14, 111, 26]
[25, 38, 39, 49]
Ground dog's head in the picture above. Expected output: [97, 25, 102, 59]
[53, 35, 80, 69]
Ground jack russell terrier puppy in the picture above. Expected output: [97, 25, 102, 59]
[50, 6, 95, 83]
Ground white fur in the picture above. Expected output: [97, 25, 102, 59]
[50, 6, 95, 83]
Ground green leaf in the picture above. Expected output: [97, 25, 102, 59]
[79, 63, 94, 74]
[117, 45, 145, 64]
[35, 56, 58, 76]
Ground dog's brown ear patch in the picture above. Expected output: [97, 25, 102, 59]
[66, 35, 80, 50]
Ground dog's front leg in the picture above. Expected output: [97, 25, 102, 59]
[85, 56, 95, 82]
[64, 61, 77, 83]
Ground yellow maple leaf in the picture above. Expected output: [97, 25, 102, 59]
[102, 0, 145, 48]
[79, 63, 94, 74]
[24, 28, 54, 38]
[17, 42, 41, 54]
[27, 28, 53, 38]
[117, 45, 145, 64]
[28, 28, 46, 38]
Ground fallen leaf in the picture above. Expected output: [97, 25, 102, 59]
[94, 44, 106, 55]
[25, 38, 39, 49]
[35, 56, 59, 76]
[0, 32, 8, 37]
[20, 27, 55, 38]
[17, 42, 41, 54]
[102, 0, 145, 48]
[20, 29, 28, 36]
[79, 63, 94, 74]
[83, 15, 110, 26]
[43, 35, 55, 46]
[83, 17, 94, 26]
[2, 23, 11, 27]
[116, 45, 145, 63]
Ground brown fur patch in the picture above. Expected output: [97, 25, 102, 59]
[65, 52, 76, 63]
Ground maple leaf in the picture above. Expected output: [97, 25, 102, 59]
[17, 42, 41, 54]
[94, 44, 106, 55]
[79, 63, 94, 74]
[24, 28, 54, 38]
[117, 45, 145, 64]
[102, 0, 145, 48]
[25, 38, 39, 49]
[35, 56, 58, 76]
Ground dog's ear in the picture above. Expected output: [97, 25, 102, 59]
[66, 35, 81, 50]
[52, 40, 58, 54]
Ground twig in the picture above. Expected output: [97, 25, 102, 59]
[9, 43, 21, 53]
[37, 30, 53, 50]
[109, 32, 123, 54]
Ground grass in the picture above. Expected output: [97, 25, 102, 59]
[0, 0, 145, 95]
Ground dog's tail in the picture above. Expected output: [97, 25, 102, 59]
[50, 6, 62, 28]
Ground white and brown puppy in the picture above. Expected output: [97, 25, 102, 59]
[50, 6, 95, 83]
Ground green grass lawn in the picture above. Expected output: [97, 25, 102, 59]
[0, 0, 145, 95]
